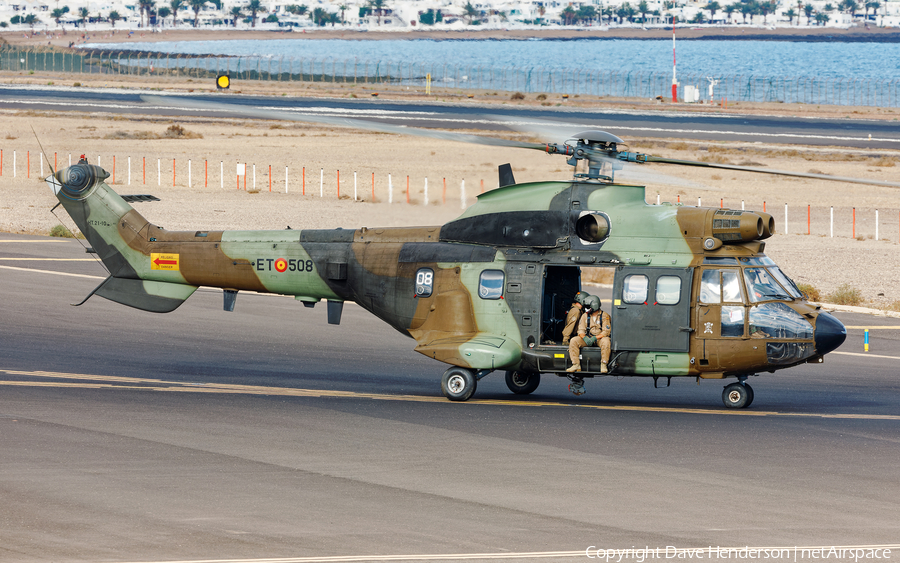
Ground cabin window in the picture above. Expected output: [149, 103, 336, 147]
[656, 276, 682, 305]
[749, 303, 814, 339]
[415, 268, 434, 298]
[721, 306, 744, 337]
[721, 270, 743, 303]
[478, 270, 504, 300]
[744, 268, 792, 302]
[699, 269, 721, 304]
[622, 274, 648, 304]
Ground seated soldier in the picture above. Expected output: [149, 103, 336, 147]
[566, 295, 612, 374]
[561, 291, 589, 345]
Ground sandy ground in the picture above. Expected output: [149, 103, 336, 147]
[1, 54, 899, 309]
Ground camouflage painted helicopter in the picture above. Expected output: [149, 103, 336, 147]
[49, 96, 890, 409]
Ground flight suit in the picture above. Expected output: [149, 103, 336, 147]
[567, 309, 612, 373]
[561, 303, 582, 345]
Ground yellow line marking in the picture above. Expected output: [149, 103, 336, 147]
[845, 326, 900, 330]
[0, 265, 104, 279]
[3, 369, 899, 421]
[107, 543, 900, 563]
[833, 351, 900, 360]
[0, 258, 96, 261]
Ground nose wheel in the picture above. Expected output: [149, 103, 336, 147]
[722, 382, 754, 409]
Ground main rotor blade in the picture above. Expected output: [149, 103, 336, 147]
[642, 155, 900, 189]
[141, 95, 546, 151]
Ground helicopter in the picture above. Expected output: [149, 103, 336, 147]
[46, 96, 888, 409]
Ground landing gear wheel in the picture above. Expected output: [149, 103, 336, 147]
[505, 371, 541, 395]
[722, 382, 752, 409]
[743, 383, 754, 407]
[441, 367, 477, 402]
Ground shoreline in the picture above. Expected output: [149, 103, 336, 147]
[4, 25, 900, 49]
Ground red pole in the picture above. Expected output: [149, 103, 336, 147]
[269, 165, 272, 192]
[205, 160, 208, 188]
[303, 167, 306, 196]
[672, 28, 677, 102]
[406, 175, 410, 203]
[677, 194, 680, 203]
[236, 168, 239, 190]
[442, 178, 446, 205]
[763, 200, 766, 212]
[720, 198, 723, 209]
[54, 152, 57, 172]
[243, 165, 247, 190]
[337, 170, 340, 199]
[853, 207, 856, 238]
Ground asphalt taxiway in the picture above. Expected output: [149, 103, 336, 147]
[2, 234, 900, 563]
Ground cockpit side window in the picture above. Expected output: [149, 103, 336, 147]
[768, 266, 802, 299]
[744, 268, 791, 303]
[700, 268, 743, 305]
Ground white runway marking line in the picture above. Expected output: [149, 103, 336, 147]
[108, 543, 900, 563]
[4, 369, 900, 421]
[833, 351, 900, 360]
[0, 264, 104, 279]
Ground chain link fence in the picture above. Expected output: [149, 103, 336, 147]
[3, 46, 899, 107]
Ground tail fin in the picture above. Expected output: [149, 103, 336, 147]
[47, 163, 196, 312]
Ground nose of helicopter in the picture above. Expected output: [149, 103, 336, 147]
[814, 311, 847, 356]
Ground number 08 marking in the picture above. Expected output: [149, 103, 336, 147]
[288, 259, 314, 272]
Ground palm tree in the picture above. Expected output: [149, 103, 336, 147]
[78, 6, 89, 28]
[229, 5, 243, 26]
[23, 13, 41, 32]
[189, 0, 206, 27]
[462, 1, 477, 24]
[784, 7, 796, 23]
[561, 5, 576, 25]
[867, 1, 881, 19]
[370, 0, 387, 24]
[247, 0, 267, 27]
[169, 0, 183, 27]
[310, 7, 327, 25]
[803, 3, 815, 21]
[51, 6, 69, 32]
[815, 10, 830, 24]
[723, 3, 736, 22]
[705, 1, 720, 22]
[637, 0, 649, 23]
[138, 0, 156, 27]
[157, 6, 171, 26]
[108, 10, 121, 27]
[339, 4, 348, 23]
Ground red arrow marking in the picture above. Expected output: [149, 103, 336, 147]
[153, 258, 177, 266]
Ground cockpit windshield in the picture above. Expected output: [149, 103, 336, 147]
[744, 267, 792, 303]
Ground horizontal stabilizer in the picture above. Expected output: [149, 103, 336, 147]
[121, 194, 161, 203]
[79, 276, 197, 313]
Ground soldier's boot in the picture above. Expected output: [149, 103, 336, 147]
[600, 362, 608, 374]
[566, 364, 581, 373]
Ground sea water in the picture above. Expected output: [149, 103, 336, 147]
[82, 38, 900, 80]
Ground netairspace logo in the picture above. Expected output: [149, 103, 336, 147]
[585, 546, 893, 563]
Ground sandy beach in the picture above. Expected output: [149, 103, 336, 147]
[5, 25, 900, 49]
